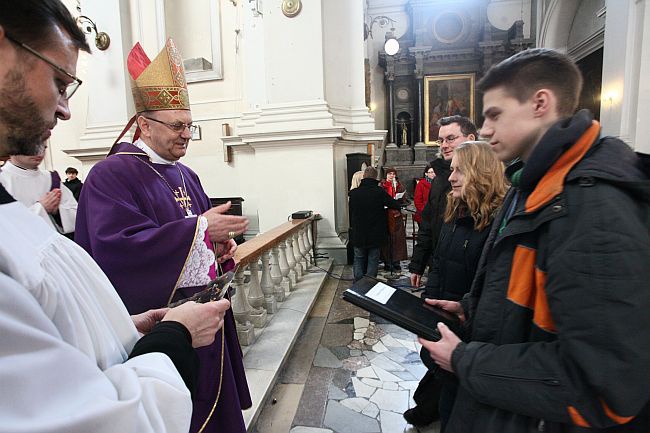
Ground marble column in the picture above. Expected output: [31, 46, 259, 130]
[278, 241, 293, 292]
[285, 237, 298, 285]
[245, 260, 268, 328]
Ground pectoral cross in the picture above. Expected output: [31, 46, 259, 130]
[174, 187, 194, 216]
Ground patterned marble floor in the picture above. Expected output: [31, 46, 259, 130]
[250, 264, 439, 433]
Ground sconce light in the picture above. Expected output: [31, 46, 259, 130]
[364, 15, 399, 56]
[76, 15, 110, 51]
[384, 31, 399, 56]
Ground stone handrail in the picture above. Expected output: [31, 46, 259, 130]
[234, 216, 315, 267]
[230, 215, 317, 345]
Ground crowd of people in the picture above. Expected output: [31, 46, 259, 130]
[2, 0, 650, 432]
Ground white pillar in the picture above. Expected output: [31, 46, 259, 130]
[285, 238, 298, 286]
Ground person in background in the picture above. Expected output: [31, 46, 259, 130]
[0, 146, 77, 235]
[0, 0, 230, 431]
[380, 167, 407, 272]
[63, 166, 83, 201]
[409, 116, 477, 287]
[421, 48, 650, 433]
[348, 166, 402, 281]
[413, 164, 435, 226]
[404, 142, 507, 430]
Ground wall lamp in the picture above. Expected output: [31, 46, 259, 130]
[365, 15, 399, 55]
[76, 15, 111, 51]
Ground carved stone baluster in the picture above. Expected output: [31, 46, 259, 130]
[278, 240, 293, 292]
[307, 223, 314, 264]
[292, 232, 304, 280]
[298, 226, 309, 269]
[270, 245, 285, 302]
[301, 226, 312, 267]
[259, 250, 277, 313]
[232, 266, 255, 345]
[246, 259, 268, 328]
[285, 238, 298, 286]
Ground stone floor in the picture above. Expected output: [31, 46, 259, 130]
[250, 264, 439, 433]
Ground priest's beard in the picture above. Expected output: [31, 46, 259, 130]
[0, 68, 50, 157]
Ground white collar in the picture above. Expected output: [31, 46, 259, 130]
[2, 161, 43, 177]
[133, 139, 176, 165]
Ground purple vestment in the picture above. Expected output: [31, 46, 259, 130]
[75, 142, 251, 433]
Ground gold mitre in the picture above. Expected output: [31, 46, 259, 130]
[127, 38, 190, 112]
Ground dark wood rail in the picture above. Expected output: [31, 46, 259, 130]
[234, 216, 316, 268]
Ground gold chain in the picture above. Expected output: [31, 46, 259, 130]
[196, 326, 225, 433]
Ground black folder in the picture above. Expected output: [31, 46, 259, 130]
[342, 276, 460, 341]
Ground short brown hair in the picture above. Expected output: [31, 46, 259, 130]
[478, 48, 583, 117]
[0, 0, 91, 53]
[363, 166, 378, 179]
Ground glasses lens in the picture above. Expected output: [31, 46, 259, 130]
[188, 125, 197, 134]
[64, 81, 80, 100]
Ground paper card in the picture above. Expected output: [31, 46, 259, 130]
[395, 192, 405, 199]
[365, 282, 396, 305]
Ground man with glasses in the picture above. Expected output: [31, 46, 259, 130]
[0, 144, 78, 236]
[404, 115, 476, 427]
[75, 39, 251, 433]
[0, 0, 233, 432]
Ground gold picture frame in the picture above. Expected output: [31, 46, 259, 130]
[424, 73, 475, 144]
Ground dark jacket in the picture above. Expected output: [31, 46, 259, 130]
[448, 110, 650, 433]
[63, 178, 83, 201]
[425, 214, 491, 302]
[409, 158, 452, 274]
[349, 177, 402, 248]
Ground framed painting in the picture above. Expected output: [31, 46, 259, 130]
[424, 73, 475, 144]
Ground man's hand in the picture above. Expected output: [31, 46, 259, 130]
[425, 298, 465, 323]
[39, 189, 61, 214]
[418, 323, 462, 373]
[410, 273, 422, 287]
[216, 238, 237, 263]
[162, 299, 231, 348]
[132, 308, 169, 335]
[202, 202, 249, 243]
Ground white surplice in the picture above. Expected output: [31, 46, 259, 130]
[0, 199, 192, 433]
[0, 161, 77, 233]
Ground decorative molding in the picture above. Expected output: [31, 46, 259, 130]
[62, 146, 110, 162]
[567, 27, 605, 61]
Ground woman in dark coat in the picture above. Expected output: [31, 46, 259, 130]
[404, 142, 508, 430]
[379, 167, 408, 271]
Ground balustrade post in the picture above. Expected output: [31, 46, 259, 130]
[270, 246, 285, 302]
[232, 266, 255, 345]
[301, 226, 312, 267]
[246, 260, 268, 328]
[298, 227, 309, 269]
[292, 232, 304, 280]
[307, 223, 314, 264]
[278, 240, 293, 292]
[285, 237, 298, 286]
[259, 251, 278, 313]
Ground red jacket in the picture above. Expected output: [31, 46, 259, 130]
[380, 179, 403, 199]
[413, 178, 432, 224]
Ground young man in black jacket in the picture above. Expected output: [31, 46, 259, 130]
[422, 48, 650, 433]
[349, 166, 402, 281]
[409, 116, 477, 287]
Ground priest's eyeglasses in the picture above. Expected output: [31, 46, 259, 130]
[143, 116, 198, 135]
[5, 34, 83, 100]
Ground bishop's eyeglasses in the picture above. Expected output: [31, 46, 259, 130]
[142, 116, 198, 135]
[5, 33, 83, 100]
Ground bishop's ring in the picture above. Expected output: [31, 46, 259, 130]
[228, 231, 236, 239]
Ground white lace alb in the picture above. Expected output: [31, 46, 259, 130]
[177, 216, 215, 288]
